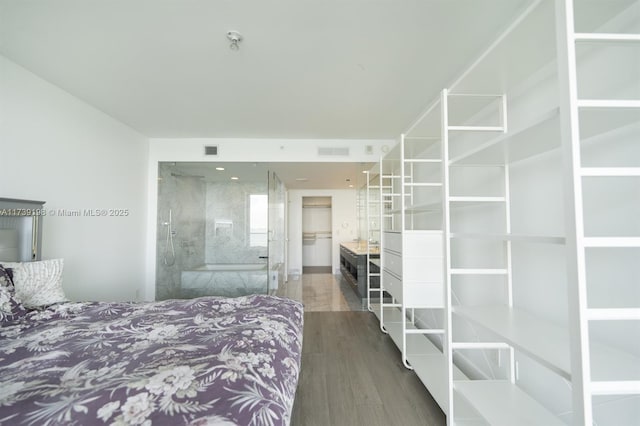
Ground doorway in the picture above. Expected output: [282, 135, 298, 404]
[301, 196, 332, 274]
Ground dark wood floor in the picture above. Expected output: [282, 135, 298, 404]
[291, 311, 446, 426]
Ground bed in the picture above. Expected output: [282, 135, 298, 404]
[0, 264, 304, 426]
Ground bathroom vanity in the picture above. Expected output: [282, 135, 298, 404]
[339, 242, 379, 298]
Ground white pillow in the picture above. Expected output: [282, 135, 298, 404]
[3, 259, 67, 308]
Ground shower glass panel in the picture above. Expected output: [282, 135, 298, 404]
[156, 162, 271, 299]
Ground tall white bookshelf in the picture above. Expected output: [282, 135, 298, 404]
[380, 131, 445, 361]
[555, 0, 640, 423]
[373, 0, 640, 425]
[372, 100, 463, 416]
[365, 161, 382, 314]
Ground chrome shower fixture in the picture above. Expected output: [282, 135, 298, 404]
[163, 209, 176, 266]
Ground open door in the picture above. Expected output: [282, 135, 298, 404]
[267, 171, 286, 294]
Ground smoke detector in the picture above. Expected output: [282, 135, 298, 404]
[227, 31, 243, 50]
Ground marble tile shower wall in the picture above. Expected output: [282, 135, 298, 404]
[156, 165, 206, 300]
[205, 182, 268, 264]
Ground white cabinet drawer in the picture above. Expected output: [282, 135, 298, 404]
[403, 257, 443, 283]
[383, 271, 444, 308]
[405, 282, 444, 308]
[382, 270, 402, 303]
[383, 249, 403, 277]
[383, 231, 402, 253]
[404, 232, 442, 256]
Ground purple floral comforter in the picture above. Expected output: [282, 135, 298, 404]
[0, 295, 303, 426]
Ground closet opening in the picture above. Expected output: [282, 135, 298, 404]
[302, 196, 332, 274]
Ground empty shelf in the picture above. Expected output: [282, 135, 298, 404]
[449, 108, 560, 165]
[450, 233, 566, 245]
[404, 158, 442, 163]
[374, 304, 468, 415]
[454, 306, 640, 382]
[453, 305, 571, 379]
[449, 0, 557, 96]
[404, 203, 442, 213]
[587, 308, 640, 321]
[454, 380, 564, 426]
[409, 350, 470, 416]
[404, 182, 442, 187]
[449, 126, 506, 132]
[449, 196, 506, 202]
[581, 167, 640, 177]
[574, 33, 640, 42]
[591, 381, 640, 396]
[583, 237, 640, 248]
[577, 99, 640, 108]
[451, 268, 508, 275]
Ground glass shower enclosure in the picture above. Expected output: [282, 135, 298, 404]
[155, 162, 286, 300]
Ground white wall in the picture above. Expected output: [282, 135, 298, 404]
[288, 189, 357, 275]
[0, 55, 148, 302]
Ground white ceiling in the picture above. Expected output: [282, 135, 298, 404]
[0, 0, 532, 140]
[0, 0, 534, 190]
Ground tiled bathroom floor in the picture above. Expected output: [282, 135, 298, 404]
[277, 273, 364, 312]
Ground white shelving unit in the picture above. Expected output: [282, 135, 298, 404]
[442, 86, 541, 425]
[444, 1, 638, 424]
[384, 131, 445, 372]
[372, 1, 639, 425]
[365, 161, 382, 313]
[453, 381, 566, 426]
[373, 97, 452, 416]
[556, 0, 640, 423]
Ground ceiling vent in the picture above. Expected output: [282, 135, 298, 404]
[318, 147, 350, 156]
[204, 145, 218, 156]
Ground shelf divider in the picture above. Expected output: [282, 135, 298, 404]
[577, 99, 640, 108]
[590, 381, 640, 396]
[448, 126, 506, 132]
[587, 308, 640, 321]
[451, 268, 508, 275]
[581, 167, 640, 177]
[449, 196, 506, 202]
[583, 237, 640, 248]
[450, 232, 565, 245]
[574, 33, 640, 42]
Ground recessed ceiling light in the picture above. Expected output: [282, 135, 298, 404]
[349, 184, 354, 188]
[216, 167, 225, 171]
[295, 178, 309, 182]
[231, 176, 239, 180]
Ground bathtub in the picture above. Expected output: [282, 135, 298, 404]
[181, 263, 271, 298]
[192, 263, 267, 272]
